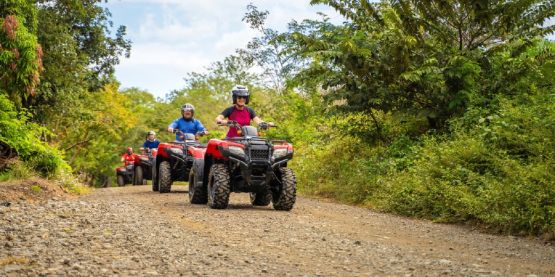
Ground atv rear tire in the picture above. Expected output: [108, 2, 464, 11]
[158, 161, 172, 193]
[272, 168, 297, 211]
[207, 164, 230, 209]
[152, 162, 159, 191]
[117, 175, 125, 187]
[133, 166, 143, 186]
[189, 161, 207, 204]
[250, 190, 272, 206]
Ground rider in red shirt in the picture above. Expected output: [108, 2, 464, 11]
[121, 147, 135, 166]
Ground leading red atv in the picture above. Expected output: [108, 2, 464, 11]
[151, 130, 207, 193]
[188, 121, 296, 210]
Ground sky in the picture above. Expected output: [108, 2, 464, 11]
[104, 0, 343, 98]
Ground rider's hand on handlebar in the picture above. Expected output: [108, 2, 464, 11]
[216, 119, 228, 125]
[167, 127, 174, 133]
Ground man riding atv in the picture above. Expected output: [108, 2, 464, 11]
[116, 147, 137, 186]
[121, 147, 135, 164]
[215, 85, 272, 138]
[168, 103, 208, 140]
[151, 104, 208, 193]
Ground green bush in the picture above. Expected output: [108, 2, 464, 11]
[0, 93, 68, 177]
[295, 90, 555, 235]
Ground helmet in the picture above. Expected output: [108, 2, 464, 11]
[181, 103, 195, 118]
[126, 147, 133, 154]
[147, 130, 156, 136]
[232, 85, 249, 104]
[181, 103, 195, 115]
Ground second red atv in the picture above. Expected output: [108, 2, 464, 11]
[189, 121, 297, 210]
[151, 131, 207, 193]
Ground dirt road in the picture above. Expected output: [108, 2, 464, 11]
[1, 185, 554, 276]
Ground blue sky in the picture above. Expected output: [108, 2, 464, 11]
[104, 0, 343, 98]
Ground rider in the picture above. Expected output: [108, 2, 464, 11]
[121, 147, 135, 165]
[167, 103, 208, 141]
[142, 130, 160, 150]
[215, 85, 271, 138]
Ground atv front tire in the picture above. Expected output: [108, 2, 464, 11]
[272, 168, 297, 211]
[158, 161, 172, 193]
[189, 161, 207, 204]
[117, 175, 125, 187]
[134, 166, 143, 186]
[207, 164, 230, 209]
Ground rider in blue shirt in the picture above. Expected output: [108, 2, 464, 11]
[142, 130, 160, 149]
[167, 103, 208, 141]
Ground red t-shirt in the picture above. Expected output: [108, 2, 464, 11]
[221, 106, 256, 138]
[121, 154, 135, 166]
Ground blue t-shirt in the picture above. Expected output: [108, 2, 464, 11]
[168, 117, 207, 141]
[143, 139, 160, 149]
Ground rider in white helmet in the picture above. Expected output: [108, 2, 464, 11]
[167, 103, 208, 141]
[142, 130, 160, 150]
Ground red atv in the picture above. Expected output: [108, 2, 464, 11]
[189, 121, 296, 210]
[152, 130, 207, 193]
[116, 156, 137, 186]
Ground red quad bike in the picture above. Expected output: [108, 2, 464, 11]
[189, 121, 296, 210]
[152, 130, 207, 193]
[116, 157, 137, 187]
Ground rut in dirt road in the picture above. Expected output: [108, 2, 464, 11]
[1, 185, 554, 276]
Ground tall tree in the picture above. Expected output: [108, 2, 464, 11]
[0, 0, 42, 108]
[284, 0, 555, 132]
[32, 0, 131, 119]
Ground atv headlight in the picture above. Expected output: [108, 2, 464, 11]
[272, 148, 288, 159]
[228, 146, 245, 157]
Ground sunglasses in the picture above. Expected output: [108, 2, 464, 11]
[236, 96, 247, 99]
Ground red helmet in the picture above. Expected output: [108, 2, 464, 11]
[126, 147, 133, 154]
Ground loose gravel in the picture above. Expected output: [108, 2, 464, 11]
[1, 185, 554, 276]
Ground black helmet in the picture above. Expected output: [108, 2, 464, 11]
[232, 85, 249, 104]
[147, 130, 156, 136]
[181, 103, 195, 116]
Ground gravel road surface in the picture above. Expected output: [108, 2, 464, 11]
[1, 185, 554, 276]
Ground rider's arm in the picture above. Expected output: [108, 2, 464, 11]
[196, 120, 208, 134]
[167, 119, 179, 132]
[253, 116, 263, 125]
[248, 108, 269, 125]
[215, 114, 226, 124]
[216, 107, 233, 124]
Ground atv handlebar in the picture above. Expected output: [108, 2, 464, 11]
[172, 129, 207, 141]
[217, 120, 277, 130]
